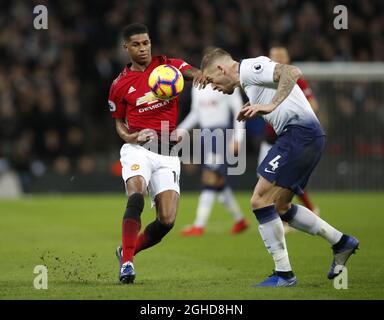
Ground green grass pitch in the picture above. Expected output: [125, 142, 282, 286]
[0, 192, 383, 300]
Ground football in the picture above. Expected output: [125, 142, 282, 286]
[148, 64, 184, 100]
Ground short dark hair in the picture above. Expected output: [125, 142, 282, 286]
[122, 23, 149, 41]
[201, 47, 232, 71]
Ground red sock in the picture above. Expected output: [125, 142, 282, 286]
[122, 219, 141, 263]
[134, 220, 174, 255]
[299, 191, 315, 212]
[134, 232, 150, 255]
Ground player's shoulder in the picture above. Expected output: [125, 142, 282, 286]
[152, 55, 176, 65]
[111, 67, 130, 87]
[109, 67, 132, 98]
[240, 56, 273, 72]
[155, 55, 190, 70]
[239, 56, 273, 86]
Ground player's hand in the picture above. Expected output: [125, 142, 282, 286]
[136, 129, 156, 143]
[236, 103, 275, 121]
[192, 70, 209, 90]
[241, 101, 250, 109]
[173, 129, 189, 143]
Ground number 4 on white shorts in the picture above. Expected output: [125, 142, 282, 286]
[268, 155, 281, 171]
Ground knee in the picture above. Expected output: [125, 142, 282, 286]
[158, 214, 176, 227]
[124, 192, 144, 219]
[251, 192, 267, 210]
[274, 198, 291, 215]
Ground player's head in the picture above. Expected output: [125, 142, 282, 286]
[122, 23, 151, 66]
[201, 47, 239, 94]
[269, 46, 290, 64]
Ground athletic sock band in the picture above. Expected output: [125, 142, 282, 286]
[253, 205, 279, 224]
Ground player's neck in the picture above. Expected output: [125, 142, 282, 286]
[231, 61, 241, 88]
[130, 60, 151, 72]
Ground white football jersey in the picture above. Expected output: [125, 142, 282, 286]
[178, 85, 245, 142]
[239, 56, 321, 135]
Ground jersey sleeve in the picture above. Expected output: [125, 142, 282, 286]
[240, 56, 277, 87]
[168, 58, 192, 73]
[108, 80, 126, 119]
[297, 78, 314, 100]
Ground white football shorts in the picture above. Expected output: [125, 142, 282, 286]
[120, 143, 180, 204]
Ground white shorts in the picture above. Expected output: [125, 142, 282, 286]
[120, 144, 181, 204]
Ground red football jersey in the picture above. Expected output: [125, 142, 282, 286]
[108, 55, 192, 137]
[297, 77, 314, 100]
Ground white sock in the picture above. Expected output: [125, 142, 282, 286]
[285, 204, 343, 245]
[255, 206, 292, 272]
[217, 187, 244, 222]
[193, 189, 216, 227]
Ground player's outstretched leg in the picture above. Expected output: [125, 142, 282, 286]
[251, 178, 297, 287]
[135, 190, 178, 254]
[119, 192, 144, 284]
[280, 203, 359, 279]
[135, 219, 174, 254]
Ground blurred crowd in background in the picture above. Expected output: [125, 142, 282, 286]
[0, 0, 383, 191]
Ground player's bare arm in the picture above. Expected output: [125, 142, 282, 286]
[271, 64, 302, 108]
[182, 67, 209, 89]
[237, 64, 302, 121]
[115, 119, 154, 144]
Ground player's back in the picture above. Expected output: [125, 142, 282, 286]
[239, 56, 323, 136]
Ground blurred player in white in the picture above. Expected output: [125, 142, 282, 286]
[179, 85, 248, 236]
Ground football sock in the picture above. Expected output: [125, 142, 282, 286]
[281, 204, 343, 245]
[122, 193, 144, 264]
[134, 219, 174, 255]
[193, 188, 216, 227]
[298, 191, 315, 211]
[217, 186, 244, 222]
[254, 205, 292, 272]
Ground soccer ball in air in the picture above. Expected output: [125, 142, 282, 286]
[148, 64, 184, 100]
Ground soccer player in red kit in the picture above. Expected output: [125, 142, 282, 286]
[257, 46, 320, 229]
[108, 23, 206, 283]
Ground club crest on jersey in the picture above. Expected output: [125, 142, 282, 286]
[252, 63, 264, 73]
[131, 164, 140, 171]
[136, 92, 159, 106]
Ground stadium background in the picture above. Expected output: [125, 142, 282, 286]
[0, 0, 383, 195]
[1, 0, 384, 301]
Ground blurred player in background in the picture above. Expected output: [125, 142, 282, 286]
[201, 47, 359, 287]
[108, 23, 206, 284]
[178, 83, 248, 236]
[257, 46, 320, 227]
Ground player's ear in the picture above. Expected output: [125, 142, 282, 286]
[217, 64, 226, 74]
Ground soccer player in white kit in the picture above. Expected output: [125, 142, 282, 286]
[178, 85, 248, 236]
[200, 48, 359, 287]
